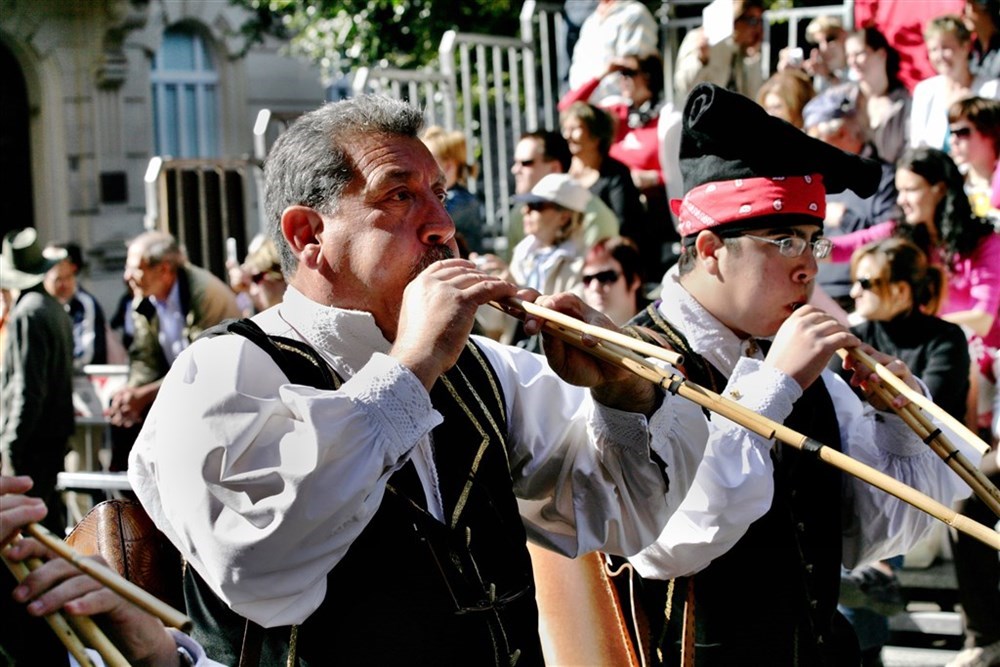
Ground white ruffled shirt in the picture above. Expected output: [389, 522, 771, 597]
[129, 285, 709, 627]
[629, 266, 979, 579]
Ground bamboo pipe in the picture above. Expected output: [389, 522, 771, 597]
[838, 348, 1000, 519]
[2, 548, 97, 667]
[845, 347, 990, 457]
[494, 297, 685, 368]
[503, 303, 1000, 550]
[855, 371, 1000, 519]
[22, 556, 131, 667]
[25, 523, 192, 632]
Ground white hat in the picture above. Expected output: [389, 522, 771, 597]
[0, 228, 67, 291]
[515, 173, 592, 213]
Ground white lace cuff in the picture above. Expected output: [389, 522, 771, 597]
[339, 353, 442, 461]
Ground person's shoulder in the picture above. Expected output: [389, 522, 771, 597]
[12, 289, 59, 317]
[617, 0, 655, 20]
[917, 313, 971, 347]
[186, 264, 240, 302]
[601, 156, 633, 178]
[911, 75, 942, 98]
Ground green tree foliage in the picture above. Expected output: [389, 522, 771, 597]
[231, 0, 520, 82]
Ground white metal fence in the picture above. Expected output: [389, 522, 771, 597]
[159, 1, 859, 262]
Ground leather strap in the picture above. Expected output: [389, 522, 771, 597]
[681, 579, 696, 667]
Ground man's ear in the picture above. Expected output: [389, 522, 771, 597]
[694, 230, 726, 274]
[281, 206, 324, 268]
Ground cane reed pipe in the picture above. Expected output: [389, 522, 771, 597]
[537, 321, 1000, 550]
[22, 556, 131, 667]
[843, 347, 990, 456]
[492, 298, 685, 368]
[25, 523, 193, 632]
[838, 348, 1000, 518]
[2, 548, 97, 667]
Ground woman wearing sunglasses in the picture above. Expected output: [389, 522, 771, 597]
[841, 238, 971, 667]
[581, 236, 647, 326]
[947, 96, 1000, 220]
[847, 238, 970, 418]
[472, 174, 591, 345]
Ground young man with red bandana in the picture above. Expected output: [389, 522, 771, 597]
[619, 83, 982, 666]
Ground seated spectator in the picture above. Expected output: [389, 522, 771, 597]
[846, 238, 969, 417]
[567, 0, 659, 104]
[756, 69, 816, 128]
[560, 52, 676, 280]
[674, 0, 765, 101]
[473, 174, 590, 348]
[242, 234, 287, 312]
[965, 0, 1000, 92]
[911, 15, 1000, 152]
[846, 26, 911, 165]
[581, 236, 647, 325]
[42, 242, 110, 370]
[804, 84, 900, 310]
[421, 126, 485, 253]
[948, 96, 1000, 222]
[561, 101, 645, 247]
[779, 15, 850, 93]
[504, 130, 619, 261]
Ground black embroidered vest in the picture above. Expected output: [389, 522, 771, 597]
[627, 305, 854, 667]
[188, 321, 542, 666]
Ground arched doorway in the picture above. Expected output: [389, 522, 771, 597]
[0, 41, 33, 239]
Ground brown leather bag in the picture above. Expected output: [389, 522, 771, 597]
[65, 498, 184, 612]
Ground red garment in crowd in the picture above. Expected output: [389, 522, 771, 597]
[559, 77, 664, 186]
[854, 0, 965, 92]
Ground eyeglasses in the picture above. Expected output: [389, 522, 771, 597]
[583, 269, 621, 286]
[742, 234, 833, 259]
[949, 125, 973, 139]
[853, 276, 882, 291]
[513, 159, 537, 167]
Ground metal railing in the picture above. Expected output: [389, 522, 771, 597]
[143, 156, 257, 277]
[762, 2, 855, 79]
[136, 2, 866, 273]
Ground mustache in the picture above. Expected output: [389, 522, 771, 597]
[410, 245, 455, 280]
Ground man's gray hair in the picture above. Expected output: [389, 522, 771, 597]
[264, 95, 427, 274]
[129, 230, 185, 269]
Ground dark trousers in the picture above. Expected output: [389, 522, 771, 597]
[951, 468, 1000, 647]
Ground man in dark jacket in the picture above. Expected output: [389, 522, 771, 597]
[0, 227, 74, 529]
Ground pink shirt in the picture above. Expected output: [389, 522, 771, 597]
[937, 232, 1000, 349]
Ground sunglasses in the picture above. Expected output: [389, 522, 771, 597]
[737, 14, 763, 26]
[583, 269, 621, 286]
[854, 276, 882, 291]
[949, 125, 973, 138]
[251, 270, 280, 285]
[525, 201, 558, 212]
[619, 68, 640, 78]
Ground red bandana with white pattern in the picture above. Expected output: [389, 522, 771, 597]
[669, 174, 827, 237]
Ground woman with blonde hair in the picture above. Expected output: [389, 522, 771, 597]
[756, 69, 817, 128]
[420, 126, 484, 252]
[910, 15, 1000, 151]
